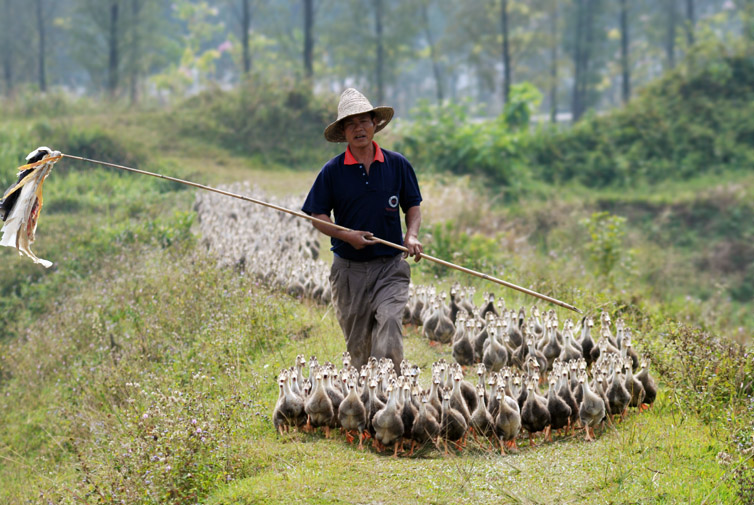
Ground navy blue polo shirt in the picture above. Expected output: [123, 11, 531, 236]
[302, 141, 422, 261]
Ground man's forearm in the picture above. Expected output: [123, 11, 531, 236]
[405, 206, 421, 238]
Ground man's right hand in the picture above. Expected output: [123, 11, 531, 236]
[345, 230, 378, 250]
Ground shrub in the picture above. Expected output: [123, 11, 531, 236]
[421, 220, 503, 277]
[167, 78, 337, 167]
[650, 323, 754, 446]
[395, 83, 539, 192]
[526, 53, 754, 188]
[579, 211, 633, 280]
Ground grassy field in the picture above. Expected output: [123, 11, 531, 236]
[0, 111, 752, 504]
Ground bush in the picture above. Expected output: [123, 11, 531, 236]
[167, 78, 338, 167]
[650, 323, 754, 447]
[395, 83, 539, 192]
[421, 220, 503, 277]
[527, 53, 754, 187]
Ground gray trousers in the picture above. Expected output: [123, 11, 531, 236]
[330, 254, 411, 370]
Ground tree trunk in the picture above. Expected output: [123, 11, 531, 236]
[571, 0, 585, 122]
[35, 0, 46, 92]
[685, 0, 695, 46]
[420, 1, 443, 102]
[303, 0, 313, 79]
[501, 0, 511, 105]
[1, 0, 13, 95]
[242, 0, 251, 75]
[666, 0, 677, 69]
[620, 0, 629, 104]
[582, 0, 595, 112]
[129, 0, 141, 105]
[375, 0, 384, 103]
[108, 0, 119, 97]
[549, 0, 558, 123]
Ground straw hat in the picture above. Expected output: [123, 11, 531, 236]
[324, 88, 394, 143]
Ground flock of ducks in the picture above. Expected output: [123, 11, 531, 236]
[195, 183, 332, 304]
[192, 186, 658, 456]
[274, 302, 657, 456]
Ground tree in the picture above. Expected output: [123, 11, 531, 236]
[107, 0, 120, 97]
[619, 0, 629, 103]
[375, 0, 385, 102]
[419, 0, 444, 102]
[241, 0, 251, 75]
[548, 0, 559, 122]
[1, 0, 15, 95]
[128, 0, 141, 103]
[35, 0, 47, 92]
[666, 0, 677, 69]
[303, 0, 313, 79]
[501, 0, 511, 104]
[685, 0, 695, 45]
[571, 0, 603, 121]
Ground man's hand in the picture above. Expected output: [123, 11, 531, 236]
[345, 230, 378, 250]
[404, 233, 423, 262]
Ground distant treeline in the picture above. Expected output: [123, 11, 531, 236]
[1, 0, 753, 119]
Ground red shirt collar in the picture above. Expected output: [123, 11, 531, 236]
[344, 141, 385, 165]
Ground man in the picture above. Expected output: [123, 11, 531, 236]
[302, 88, 423, 370]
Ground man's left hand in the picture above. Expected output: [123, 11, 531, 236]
[403, 234, 423, 262]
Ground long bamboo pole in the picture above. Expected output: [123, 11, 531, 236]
[61, 153, 582, 313]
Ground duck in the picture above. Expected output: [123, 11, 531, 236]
[422, 301, 441, 341]
[507, 309, 524, 349]
[559, 325, 583, 363]
[338, 380, 367, 449]
[526, 340, 548, 377]
[273, 370, 306, 434]
[623, 357, 645, 410]
[480, 292, 498, 319]
[372, 383, 405, 456]
[486, 372, 501, 418]
[410, 287, 426, 326]
[364, 378, 385, 437]
[482, 320, 509, 372]
[541, 321, 562, 370]
[426, 374, 443, 418]
[635, 356, 657, 410]
[469, 386, 495, 441]
[400, 382, 418, 444]
[439, 388, 468, 454]
[578, 372, 606, 442]
[434, 306, 456, 344]
[304, 372, 335, 437]
[545, 375, 571, 441]
[520, 378, 550, 446]
[449, 283, 462, 323]
[410, 391, 441, 455]
[605, 359, 631, 422]
[494, 386, 521, 454]
[322, 367, 344, 421]
[452, 318, 476, 366]
[556, 366, 579, 434]
[578, 316, 595, 365]
[470, 317, 488, 362]
[453, 366, 478, 414]
[450, 372, 472, 422]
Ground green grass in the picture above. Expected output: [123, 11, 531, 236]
[0, 107, 752, 504]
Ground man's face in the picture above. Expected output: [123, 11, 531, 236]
[342, 113, 375, 149]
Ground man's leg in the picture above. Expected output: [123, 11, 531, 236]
[330, 257, 373, 370]
[370, 256, 411, 369]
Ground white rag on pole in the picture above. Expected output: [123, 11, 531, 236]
[0, 147, 62, 268]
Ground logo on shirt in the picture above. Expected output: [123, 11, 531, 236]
[388, 195, 399, 208]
